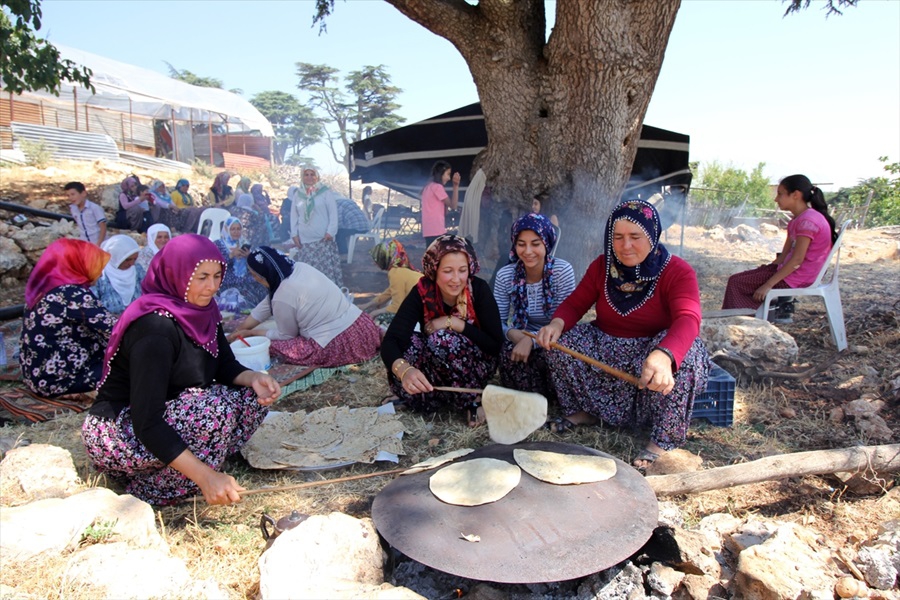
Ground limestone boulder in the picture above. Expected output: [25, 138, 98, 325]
[0, 444, 83, 505]
[643, 526, 721, 577]
[733, 523, 836, 600]
[0, 235, 28, 277]
[100, 185, 120, 212]
[855, 529, 899, 590]
[259, 512, 399, 599]
[700, 316, 798, 369]
[11, 225, 62, 252]
[575, 562, 647, 600]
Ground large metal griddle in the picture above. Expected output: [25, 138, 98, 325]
[372, 441, 658, 584]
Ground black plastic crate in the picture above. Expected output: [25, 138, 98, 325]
[692, 363, 735, 427]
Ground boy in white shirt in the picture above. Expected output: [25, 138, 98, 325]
[65, 181, 107, 246]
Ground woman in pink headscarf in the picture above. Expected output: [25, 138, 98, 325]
[81, 234, 280, 506]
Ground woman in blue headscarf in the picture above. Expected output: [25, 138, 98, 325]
[492, 213, 576, 400]
[536, 200, 710, 471]
[214, 217, 265, 309]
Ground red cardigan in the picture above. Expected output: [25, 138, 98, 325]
[553, 254, 702, 367]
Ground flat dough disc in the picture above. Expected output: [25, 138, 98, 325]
[401, 448, 475, 475]
[429, 458, 521, 506]
[513, 449, 616, 485]
[482, 385, 548, 445]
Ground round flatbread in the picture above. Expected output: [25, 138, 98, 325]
[481, 385, 548, 445]
[429, 458, 521, 506]
[401, 448, 475, 475]
[513, 449, 617, 485]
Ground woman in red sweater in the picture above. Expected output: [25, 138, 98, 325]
[536, 200, 710, 471]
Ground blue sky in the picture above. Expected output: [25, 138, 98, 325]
[38, 0, 900, 190]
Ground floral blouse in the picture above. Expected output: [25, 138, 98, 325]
[19, 285, 117, 397]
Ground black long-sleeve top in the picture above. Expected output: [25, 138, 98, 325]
[380, 276, 503, 368]
[90, 313, 248, 464]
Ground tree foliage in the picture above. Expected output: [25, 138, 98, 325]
[163, 61, 223, 89]
[249, 90, 325, 164]
[828, 157, 900, 228]
[692, 161, 773, 210]
[1, 0, 93, 95]
[295, 62, 404, 167]
[783, 0, 858, 17]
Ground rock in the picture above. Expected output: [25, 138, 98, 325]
[834, 576, 869, 598]
[643, 526, 721, 577]
[657, 500, 686, 528]
[733, 523, 836, 600]
[728, 224, 767, 245]
[672, 573, 726, 600]
[855, 414, 893, 442]
[100, 185, 120, 212]
[700, 316, 798, 370]
[704, 226, 727, 242]
[698, 513, 743, 539]
[0, 221, 9, 236]
[0, 444, 82, 505]
[856, 530, 899, 590]
[833, 470, 894, 496]
[28, 199, 49, 210]
[259, 512, 398, 599]
[466, 582, 509, 600]
[647, 562, 685, 595]
[0, 487, 165, 563]
[724, 519, 778, 555]
[844, 398, 885, 417]
[759, 223, 780, 236]
[64, 542, 226, 599]
[829, 407, 846, 424]
[11, 226, 62, 252]
[778, 407, 797, 419]
[646, 449, 702, 476]
[576, 562, 647, 600]
[850, 345, 869, 354]
[0, 235, 28, 276]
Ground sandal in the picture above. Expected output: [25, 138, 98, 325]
[466, 401, 485, 428]
[632, 449, 660, 475]
[543, 416, 578, 435]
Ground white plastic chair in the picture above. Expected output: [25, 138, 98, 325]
[197, 208, 231, 242]
[756, 220, 851, 351]
[347, 207, 385, 264]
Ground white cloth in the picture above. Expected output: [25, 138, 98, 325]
[289, 185, 339, 243]
[145, 224, 171, 257]
[101, 235, 140, 306]
[249, 262, 361, 347]
[458, 168, 486, 243]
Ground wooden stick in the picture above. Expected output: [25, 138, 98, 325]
[432, 386, 484, 394]
[522, 331, 641, 387]
[645, 444, 900, 496]
[238, 467, 408, 497]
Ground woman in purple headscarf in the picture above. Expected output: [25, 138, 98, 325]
[536, 201, 709, 471]
[492, 213, 576, 400]
[81, 234, 281, 506]
[381, 234, 503, 427]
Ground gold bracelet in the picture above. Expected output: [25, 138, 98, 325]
[446, 316, 452, 331]
[399, 365, 414, 381]
[392, 359, 406, 375]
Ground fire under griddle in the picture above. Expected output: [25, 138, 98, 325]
[372, 441, 658, 584]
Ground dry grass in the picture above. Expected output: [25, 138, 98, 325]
[0, 224, 898, 598]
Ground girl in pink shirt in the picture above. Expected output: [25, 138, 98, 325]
[722, 174, 837, 311]
[421, 160, 460, 247]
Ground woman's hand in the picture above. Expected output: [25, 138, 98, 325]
[752, 283, 773, 303]
[250, 372, 281, 406]
[400, 366, 434, 396]
[425, 315, 457, 335]
[510, 336, 533, 363]
[640, 349, 675, 395]
[198, 470, 245, 505]
[536, 319, 564, 350]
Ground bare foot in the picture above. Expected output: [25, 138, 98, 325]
[633, 442, 665, 472]
[467, 404, 486, 428]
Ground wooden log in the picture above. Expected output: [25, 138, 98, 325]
[646, 444, 900, 496]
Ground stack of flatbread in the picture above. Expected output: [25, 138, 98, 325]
[242, 406, 405, 470]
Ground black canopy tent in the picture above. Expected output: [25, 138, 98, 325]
[348, 102, 692, 203]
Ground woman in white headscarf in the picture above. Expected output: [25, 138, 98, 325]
[231, 193, 269, 246]
[136, 224, 171, 271]
[92, 235, 145, 314]
[289, 166, 343, 287]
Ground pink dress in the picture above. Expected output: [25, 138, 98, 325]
[421, 182, 448, 238]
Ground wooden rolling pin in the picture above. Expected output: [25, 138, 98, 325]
[522, 330, 641, 387]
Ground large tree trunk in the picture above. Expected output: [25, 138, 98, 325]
[386, 0, 680, 275]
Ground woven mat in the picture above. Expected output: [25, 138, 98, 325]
[0, 320, 22, 381]
[267, 359, 345, 400]
[0, 384, 92, 423]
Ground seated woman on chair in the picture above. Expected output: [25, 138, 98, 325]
[230, 247, 381, 367]
[381, 235, 503, 427]
[137, 224, 171, 271]
[214, 217, 265, 309]
[536, 200, 710, 471]
[722, 174, 837, 318]
[82, 234, 280, 506]
[20, 239, 118, 398]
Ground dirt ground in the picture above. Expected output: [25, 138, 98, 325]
[1, 162, 899, 598]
